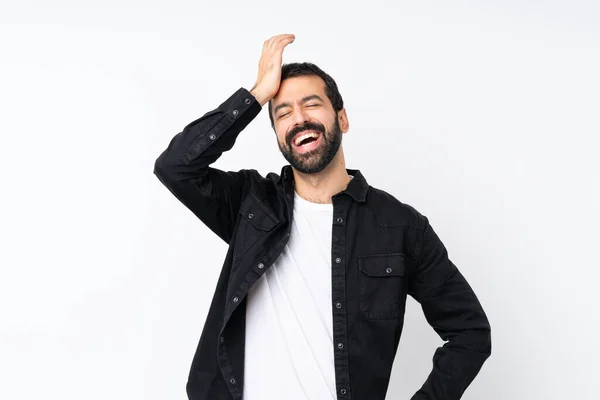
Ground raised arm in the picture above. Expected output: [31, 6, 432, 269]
[153, 88, 260, 243]
[153, 34, 295, 243]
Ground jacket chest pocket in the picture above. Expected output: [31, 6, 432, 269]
[358, 253, 407, 320]
[233, 193, 278, 261]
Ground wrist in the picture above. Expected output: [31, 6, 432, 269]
[250, 87, 269, 107]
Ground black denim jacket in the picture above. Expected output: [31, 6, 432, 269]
[153, 87, 491, 400]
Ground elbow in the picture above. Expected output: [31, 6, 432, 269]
[456, 319, 492, 360]
[153, 153, 167, 180]
[153, 153, 168, 181]
[480, 325, 492, 359]
[480, 312, 492, 357]
[153, 151, 180, 189]
[473, 320, 492, 361]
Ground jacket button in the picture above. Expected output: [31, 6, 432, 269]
[337, 342, 344, 349]
[245, 98, 251, 104]
[335, 257, 342, 264]
[220, 336, 224, 343]
[232, 109, 239, 116]
[336, 302, 342, 309]
[258, 263, 264, 269]
[386, 267, 392, 273]
[230, 378, 236, 384]
[248, 213, 254, 219]
[209, 134, 216, 140]
[336, 217, 343, 224]
[340, 389, 347, 395]
[233, 297, 239, 303]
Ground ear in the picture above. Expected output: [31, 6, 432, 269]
[338, 108, 349, 133]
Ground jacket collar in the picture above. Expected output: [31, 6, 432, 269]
[277, 164, 368, 203]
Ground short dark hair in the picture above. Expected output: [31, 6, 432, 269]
[268, 62, 344, 128]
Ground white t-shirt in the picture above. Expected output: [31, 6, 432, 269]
[243, 187, 338, 400]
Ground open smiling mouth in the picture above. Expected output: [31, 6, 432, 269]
[292, 131, 323, 153]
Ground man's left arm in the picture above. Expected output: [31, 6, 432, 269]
[408, 214, 492, 400]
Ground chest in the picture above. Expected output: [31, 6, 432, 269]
[228, 191, 414, 322]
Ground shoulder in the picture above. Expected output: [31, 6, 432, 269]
[232, 168, 284, 209]
[366, 185, 426, 231]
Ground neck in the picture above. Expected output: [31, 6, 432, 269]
[292, 149, 351, 204]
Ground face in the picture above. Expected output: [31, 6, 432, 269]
[271, 75, 348, 174]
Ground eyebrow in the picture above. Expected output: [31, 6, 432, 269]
[272, 94, 325, 116]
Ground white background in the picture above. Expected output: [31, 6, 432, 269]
[1, 1, 599, 399]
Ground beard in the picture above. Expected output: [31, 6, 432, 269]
[278, 117, 343, 174]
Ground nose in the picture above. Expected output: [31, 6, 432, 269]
[291, 105, 311, 128]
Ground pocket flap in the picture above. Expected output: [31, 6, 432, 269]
[239, 193, 278, 231]
[358, 253, 406, 277]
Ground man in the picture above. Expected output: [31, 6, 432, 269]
[154, 33, 491, 400]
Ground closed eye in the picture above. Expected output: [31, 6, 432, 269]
[277, 103, 320, 119]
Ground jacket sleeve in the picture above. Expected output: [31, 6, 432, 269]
[153, 87, 262, 244]
[408, 214, 492, 400]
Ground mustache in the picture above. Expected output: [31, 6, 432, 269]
[287, 122, 326, 146]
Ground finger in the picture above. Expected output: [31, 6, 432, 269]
[265, 33, 295, 49]
[269, 37, 295, 53]
[272, 33, 295, 43]
[277, 36, 295, 48]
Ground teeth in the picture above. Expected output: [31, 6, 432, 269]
[294, 131, 319, 146]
